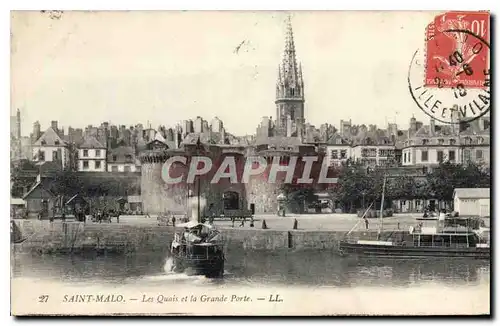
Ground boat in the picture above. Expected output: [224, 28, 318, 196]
[169, 220, 225, 278]
[338, 176, 491, 259]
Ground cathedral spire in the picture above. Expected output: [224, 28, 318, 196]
[280, 14, 299, 89]
[275, 14, 305, 137]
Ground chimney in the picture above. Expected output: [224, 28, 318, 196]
[51, 120, 58, 132]
[33, 121, 41, 141]
[430, 118, 436, 135]
[16, 109, 21, 139]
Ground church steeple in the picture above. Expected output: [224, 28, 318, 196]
[275, 14, 305, 137]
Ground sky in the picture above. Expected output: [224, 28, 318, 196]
[11, 10, 440, 137]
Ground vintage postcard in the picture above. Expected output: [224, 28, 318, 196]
[10, 10, 490, 316]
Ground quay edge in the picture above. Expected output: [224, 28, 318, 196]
[11, 220, 407, 254]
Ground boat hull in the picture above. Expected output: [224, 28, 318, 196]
[171, 254, 225, 278]
[338, 241, 490, 260]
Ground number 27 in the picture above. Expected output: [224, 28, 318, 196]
[38, 295, 49, 303]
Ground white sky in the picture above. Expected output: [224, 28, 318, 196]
[11, 10, 439, 136]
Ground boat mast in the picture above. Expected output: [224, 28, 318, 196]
[378, 174, 387, 236]
[197, 173, 201, 223]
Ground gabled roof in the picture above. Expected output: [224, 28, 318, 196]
[65, 194, 87, 205]
[79, 136, 106, 149]
[33, 127, 66, 147]
[453, 188, 490, 199]
[154, 132, 166, 143]
[108, 146, 136, 164]
[22, 181, 55, 199]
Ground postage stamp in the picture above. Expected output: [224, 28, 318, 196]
[425, 11, 490, 89]
[408, 11, 490, 124]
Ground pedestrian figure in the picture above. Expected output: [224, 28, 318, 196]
[172, 216, 176, 227]
[231, 217, 235, 228]
[240, 217, 246, 227]
[61, 212, 66, 223]
[262, 219, 268, 229]
[397, 222, 400, 230]
[117, 212, 120, 224]
[293, 219, 298, 230]
[364, 217, 369, 230]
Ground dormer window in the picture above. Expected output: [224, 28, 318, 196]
[450, 139, 456, 145]
[438, 139, 445, 145]
[41, 140, 46, 146]
[422, 139, 429, 145]
[54, 140, 60, 145]
[477, 137, 484, 144]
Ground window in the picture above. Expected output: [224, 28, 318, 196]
[464, 137, 472, 145]
[476, 150, 483, 160]
[54, 140, 60, 145]
[421, 150, 428, 162]
[340, 150, 347, 159]
[111, 165, 118, 172]
[484, 120, 490, 130]
[449, 150, 456, 161]
[477, 137, 484, 144]
[450, 139, 456, 145]
[83, 149, 89, 157]
[464, 149, 471, 162]
[83, 161, 89, 169]
[422, 139, 429, 145]
[404, 152, 407, 163]
[112, 155, 117, 162]
[125, 155, 133, 163]
[39, 150, 45, 161]
[438, 139, 444, 145]
[437, 151, 444, 162]
[124, 165, 131, 172]
[95, 149, 101, 157]
[41, 140, 46, 145]
[95, 161, 101, 169]
[330, 150, 338, 159]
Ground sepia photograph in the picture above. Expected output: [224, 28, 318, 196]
[9, 10, 491, 316]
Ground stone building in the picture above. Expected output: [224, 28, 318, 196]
[139, 17, 335, 215]
[401, 113, 490, 169]
[78, 136, 107, 172]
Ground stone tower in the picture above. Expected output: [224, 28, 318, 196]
[275, 15, 305, 137]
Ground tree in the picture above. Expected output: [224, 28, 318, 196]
[336, 159, 384, 211]
[427, 161, 490, 205]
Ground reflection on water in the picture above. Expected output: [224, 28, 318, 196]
[11, 249, 490, 288]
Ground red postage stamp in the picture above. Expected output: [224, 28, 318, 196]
[425, 11, 490, 88]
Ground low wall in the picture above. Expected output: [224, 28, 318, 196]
[12, 220, 407, 254]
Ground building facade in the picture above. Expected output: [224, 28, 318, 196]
[107, 146, 140, 172]
[32, 126, 69, 169]
[401, 114, 490, 168]
[78, 136, 107, 172]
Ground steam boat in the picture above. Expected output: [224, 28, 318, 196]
[338, 219, 490, 259]
[169, 220, 225, 278]
[338, 176, 490, 259]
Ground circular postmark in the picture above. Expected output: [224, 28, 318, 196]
[408, 28, 490, 124]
